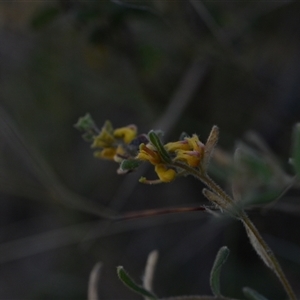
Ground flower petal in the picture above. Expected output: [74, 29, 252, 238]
[114, 125, 137, 144]
[175, 150, 201, 167]
[137, 143, 161, 165]
[154, 164, 176, 182]
[164, 140, 190, 152]
[94, 148, 116, 160]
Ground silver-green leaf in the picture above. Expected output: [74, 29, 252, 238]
[148, 130, 172, 163]
[117, 266, 157, 300]
[210, 246, 230, 297]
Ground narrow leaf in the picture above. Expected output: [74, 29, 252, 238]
[203, 189, 239, 217]
[74, 113, 96, 132]
[148, 131, 172, 163]
[202, 188, 226, 209]
[88, 262, 102, 300]
[74, 113, 99, 141]
[117, 266, 157, 300]
[204, 125, 219, 169]
[243, 287, 269, 300]
[120, 159, 141, 171]
[292, 123, 300, 177]
[143, 250, 159, 292]
[210, 246, 230, 297]
[242, 221, 274, 271]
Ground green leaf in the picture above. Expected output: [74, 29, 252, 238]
[210, 246, 230, 297]
[292, 123, 300, 177]
[148, 130, 171, 163]
[74, 113, 99, 142]
[120, 159, 141, 171]
[243, 287, 269, 300]
[242, 221, 273, 271]
[117, 266, 157, 300]
[74, 113, 96, 132]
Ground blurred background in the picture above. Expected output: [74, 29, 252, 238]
[1, 1, 300, 299]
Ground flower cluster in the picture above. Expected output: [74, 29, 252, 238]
[91, 120, 137, 162]
[137, 143, 176, 182]
[165, 135, 205, 167]
[75, 114, 218, 184]
[136, 134, 206, 182]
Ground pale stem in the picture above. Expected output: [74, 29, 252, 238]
[172, 161, 297, 300]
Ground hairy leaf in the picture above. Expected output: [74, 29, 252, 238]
[242, 221, 274, 271]
[148, 130, 172, 163]
[117, 266, 157, 299]
[210, 246, 230, 297]
[120, 159, 141, 171]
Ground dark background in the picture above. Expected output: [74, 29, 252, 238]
[1, 1, 300, 299]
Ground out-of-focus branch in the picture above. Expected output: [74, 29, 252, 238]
[143, 250, 159, 295]
[88, 262, 102, 300]
[189, 0, 231, 50]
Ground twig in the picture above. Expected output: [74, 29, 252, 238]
[115, 205, 210, 221]
[143, 250, 159, 295]
[88, 262, 102, 300]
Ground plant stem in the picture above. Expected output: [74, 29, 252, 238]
[172, 161, 297, 300]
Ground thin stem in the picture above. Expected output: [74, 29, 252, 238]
[172, 162, 234, 205]
[172, 161, 296, 300]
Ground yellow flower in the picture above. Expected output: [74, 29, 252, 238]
[137, 143, 162, 165]
[187, 134, 204, 154]
[92, 121, 138, 162]
[154, 164, 176, 182]
[92, 129, 115, 148]
[114, 145, 127, 163]
[164, 140, 190, 152]
[137, 143, 176, 182]
[114, 125, 137, 144]
[175, 150, 201, 167]
[92, 120, 115, 148]
[170, 134, 205, 167]
[94, 147, 116, 160]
